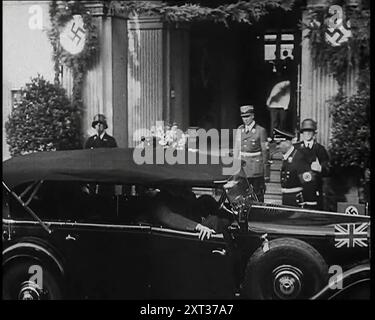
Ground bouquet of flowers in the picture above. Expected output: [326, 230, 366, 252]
[142, 122, 188, 150]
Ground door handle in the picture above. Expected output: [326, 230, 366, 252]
[212, 249, 226, 256]
[65, 234, 77, 241]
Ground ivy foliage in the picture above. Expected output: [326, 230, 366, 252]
[303, 0, 370, 171]
[109, 0, 295, 26]
[303, 0, 370, 87]
[47, 0, 99, 105]
[5, 75, 82, 156]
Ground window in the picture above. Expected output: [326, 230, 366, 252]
[280, 43, 294, 60]
[9, 181, 155, 225]
[281, 34, 294, 41]
[264, 34, 277, 42]
[11, 89, 22, 110]
[264, 44, 277, 61]
[264, 32, 295, 61]
[10, 181, 118, 222]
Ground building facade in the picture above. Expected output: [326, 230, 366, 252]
[3, 0, 358, 154]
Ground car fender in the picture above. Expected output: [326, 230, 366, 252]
[3, 237, 65, 278]
[310, 262, 370, 300]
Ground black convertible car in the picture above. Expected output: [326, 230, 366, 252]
[2, 148, 370, 299]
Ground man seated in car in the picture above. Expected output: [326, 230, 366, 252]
[150, 185, 232, 241]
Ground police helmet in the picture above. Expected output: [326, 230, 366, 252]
[300, 119, 317, 132]
[92, 114, 108, 129]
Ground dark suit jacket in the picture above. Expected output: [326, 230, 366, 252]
[84, 133, 117, 149]
[294, 141, 330, 177]
[281, 148, 310, 189]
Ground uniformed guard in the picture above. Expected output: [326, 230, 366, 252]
[295, 119, 330, 210]
[278, 133, 309, 207]
[234, 105, 268, 202]
[84, 114, 118, 149]
[84, 114, 118, 196]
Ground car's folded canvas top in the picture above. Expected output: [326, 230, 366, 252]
[3, 147, 237, 188]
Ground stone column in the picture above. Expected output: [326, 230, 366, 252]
[76, 2, 129, 146]
[127, 16, 164, 147]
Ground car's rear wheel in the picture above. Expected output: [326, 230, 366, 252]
[242, 238, 328, 299]
[3, 259, 62, 300]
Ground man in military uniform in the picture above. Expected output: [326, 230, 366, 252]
[295, 119, 330, 210]
[279, 133, 310, 207]
[234, 105, 268, 202]
[83, 114, 118, 197]
[84, 114, 118, 149]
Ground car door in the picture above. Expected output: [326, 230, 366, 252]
[59, 222, 152, 299]
[148, 227, 236, 299]
[22, 181, 153, 299]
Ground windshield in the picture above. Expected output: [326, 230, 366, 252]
[222, 169, 259, 216]
[224, 173, 250, 203]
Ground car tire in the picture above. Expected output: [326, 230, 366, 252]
[242, 238, 328, 300]
[3, 259, 63, 300]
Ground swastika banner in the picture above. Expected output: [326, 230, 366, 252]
[60, 15, 86, 55]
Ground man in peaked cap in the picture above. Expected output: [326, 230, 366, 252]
[233, 105, 269, 202]
[84, 114, 118, 149]
[294, 118, 330, 210]
[278, 131, 310, 207]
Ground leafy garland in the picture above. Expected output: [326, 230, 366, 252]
[109, 0, 295, 27]
[46, 0, 295, 109]
[47, 0, 99, 110]
[303, 0, 370, 88]
[303, 0, 370, 175]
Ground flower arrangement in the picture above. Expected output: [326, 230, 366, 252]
[142, 122, 188, 150]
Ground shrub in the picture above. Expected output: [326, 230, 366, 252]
[329, 88, 370, 170]
[5, 75, 82, 156]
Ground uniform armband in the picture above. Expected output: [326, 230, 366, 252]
[298, 171, 317, 184]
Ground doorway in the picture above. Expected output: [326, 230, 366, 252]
[188, 7, 302, 137]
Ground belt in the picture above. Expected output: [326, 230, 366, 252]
[281, 187, 303, 193]
[240, 151, 261, 157]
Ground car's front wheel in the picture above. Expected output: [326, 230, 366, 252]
[242, 238, 328, 299]
[3, 259, 63, 300]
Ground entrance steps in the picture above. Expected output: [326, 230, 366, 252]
[264, 151, 283, 205]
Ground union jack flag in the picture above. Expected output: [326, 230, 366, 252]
[334, 223, 369, 248]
